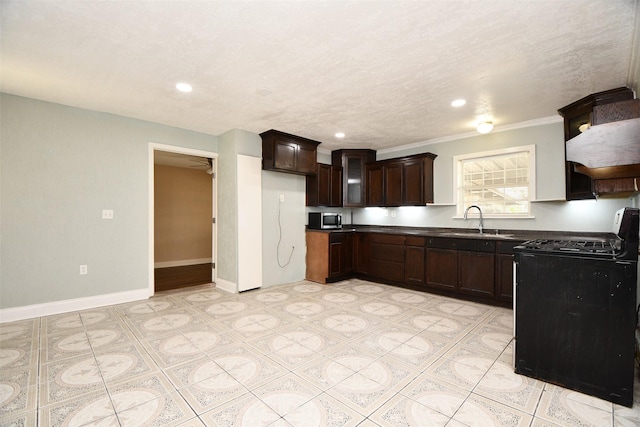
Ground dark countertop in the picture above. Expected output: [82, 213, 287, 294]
[306, 225, 616, 242]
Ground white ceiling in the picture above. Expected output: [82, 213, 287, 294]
[1, 1, 637, 152]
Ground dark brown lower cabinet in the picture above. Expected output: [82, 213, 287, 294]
[458, 251, 495, 297]
[426, 248, 457, 291]
[354, 232, 369, 274]
[306, 231, 352, 283]
[495, 241, 523, 302]
[328, 236, 342, 277]
[368, 234, 405, 282]
[404, 236, 426, 286]
[308, 230, 520, 306]
[496, 253, 515, 300]
[328, 232, 353, 279]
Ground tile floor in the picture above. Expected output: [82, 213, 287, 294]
[1, 279, 639, 426]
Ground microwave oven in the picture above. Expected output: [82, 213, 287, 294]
[308, 212, 342, 230]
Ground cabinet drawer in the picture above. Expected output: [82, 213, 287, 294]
[406, 236, 426, 246]
[427, 237, 495, 253]
[330, 232, 345, 243]
[370, 234, 405, 245]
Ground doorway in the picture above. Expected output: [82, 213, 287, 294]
[149, 143, 217, 294]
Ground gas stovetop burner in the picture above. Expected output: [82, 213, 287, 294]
[515, 208, 638, 261]
[518, 239, 619, 256]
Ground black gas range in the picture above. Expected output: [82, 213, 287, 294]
[514, 207, 639, 407]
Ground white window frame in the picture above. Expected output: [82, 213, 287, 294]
[453, 145, 536, 218]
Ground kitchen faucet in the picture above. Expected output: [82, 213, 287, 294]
[464, 205, 484, 234]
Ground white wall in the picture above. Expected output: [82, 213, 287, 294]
[0, 94, 218, 311]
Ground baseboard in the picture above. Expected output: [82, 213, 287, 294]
[215, 278, 238, 294]
[154, 258, 212, 269]
[0, 288, 152, 323]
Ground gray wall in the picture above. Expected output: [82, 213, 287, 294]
[261, 171, 306, 287]
[0, 94, 218, 309]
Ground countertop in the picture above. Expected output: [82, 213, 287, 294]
[305, 225, 616, 242]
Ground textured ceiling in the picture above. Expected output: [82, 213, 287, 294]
[1, 1, 637, 152]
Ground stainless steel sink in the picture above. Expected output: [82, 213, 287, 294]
[444, 232, 515, 239]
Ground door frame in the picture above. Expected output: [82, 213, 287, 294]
[148, 142, 218, 295]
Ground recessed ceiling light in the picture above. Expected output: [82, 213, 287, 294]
[176, 82, 193, 93]
[451, 99, 466, 107]
[335, 132, 345, 138]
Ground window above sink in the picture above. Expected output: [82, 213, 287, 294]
[453, 145, 536, 218]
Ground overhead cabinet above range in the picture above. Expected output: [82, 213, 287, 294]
[558, 87, 640, 199]
[261, 129, 320, 176]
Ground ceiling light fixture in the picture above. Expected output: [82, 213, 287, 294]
[335, 132, 345, 138]
[476, 121, 494, 134]
[176, 82, 193, 93]
[451, 99, 466, 107]
[578, 122, 590, 133]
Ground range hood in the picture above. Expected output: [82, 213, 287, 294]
[565, 98, 640, 179]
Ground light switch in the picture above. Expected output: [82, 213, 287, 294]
[102, 209, 114, 220]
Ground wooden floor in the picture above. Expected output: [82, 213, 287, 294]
[154, 263, 212, 292]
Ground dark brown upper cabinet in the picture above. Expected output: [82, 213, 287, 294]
[331, 149, 377, 207]
[261, 129, 320, 176]
[306, 163, 342, 207]
[365, 153, 436, 207]
[366, 163, 385, 206]
[558, 87, 634, 200]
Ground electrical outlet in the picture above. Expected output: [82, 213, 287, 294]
[102, 209, 114, 220]
[279, 194, 285, 203]
[383, 209, 389, 217]
[391, 210, 397, 217]
[79, 265, 88, 275]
